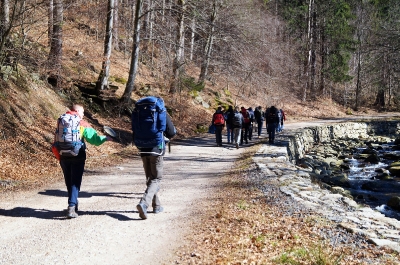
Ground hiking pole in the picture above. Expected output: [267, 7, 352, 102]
[168, 141, 171, 153]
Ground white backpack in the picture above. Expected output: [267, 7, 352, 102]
[54, 113, 83, 156]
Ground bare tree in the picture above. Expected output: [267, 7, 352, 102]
[170, 0, 185, 94]
[96, 0, 115, 92]
[121, 0, 143, 103]
[198, 0, 218, 84]
[48, 0, 53, 46]
[113, 0, 119, 50]
[48, 0, 63, 75]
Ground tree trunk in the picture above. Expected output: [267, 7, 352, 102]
[113, 0, 119, 51]
[48, 0, 53, 46]
[0, 0, 10, 57]
[170, 0, 185, 94]
[189, 17, 195, 61]
[121, 0, 142, 103]
[198, 0, 217, 84]
[96, 0, 114, 93]
[354, 46, 362, 111]
[48, 0, 63, 75]
[302, 0, 314, 102]
[309, 1, 317, 100]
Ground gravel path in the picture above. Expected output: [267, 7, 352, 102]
[0, 134, 244, 265]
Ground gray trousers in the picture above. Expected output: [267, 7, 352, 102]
[140, 155, 163, 209]
[233, 127, 242, 144]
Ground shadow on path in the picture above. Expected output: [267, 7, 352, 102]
[0, 207, 144, 221]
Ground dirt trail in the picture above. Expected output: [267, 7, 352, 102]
[0, 134, 244, 265]
[1, 113, 399, 265]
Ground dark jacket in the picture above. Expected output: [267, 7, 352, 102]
[254, 107, 264, 123]
[225, 107, 234, 126]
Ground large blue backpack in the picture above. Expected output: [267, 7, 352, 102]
[131, 96, 167, 149]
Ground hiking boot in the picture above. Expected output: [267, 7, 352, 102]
[67, 206, 78, 219]
[153, 206, 164, 214]
[236, 143, 239, 149]
[137, 203, 148, 220]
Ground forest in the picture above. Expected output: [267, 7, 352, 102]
[0, 0, 399, 112]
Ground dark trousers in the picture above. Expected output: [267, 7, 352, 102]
[266, 123, 277, 143]
[60, 159, 85, 207]
[215, 125, 223, 145]
[141, 155, 163, 209]
[240, 123, 251, 144]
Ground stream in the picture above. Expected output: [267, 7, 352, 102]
[347, 143, 400, 220]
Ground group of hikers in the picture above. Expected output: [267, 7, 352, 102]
[211, 105, 286, 148]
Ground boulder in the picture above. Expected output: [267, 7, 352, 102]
[361, 181, 380, 192]
[388, 166, 400, 177]
[321, 174, 350, 188]
[364, 153, 380, 164]
[387, 196, 400, 211]
[389, 161, 400, 167]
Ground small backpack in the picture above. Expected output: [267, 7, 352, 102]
[267, 111, 277, 123]
[131, 96, 167, 149]
[213, 113, 225, 125]
[54, 113, 83, 156]
[232, 112, 242, 126]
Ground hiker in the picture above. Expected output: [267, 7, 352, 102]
[54, 104, 113, 219]
[224, 105, 234, 144]
[212, 106, 225, 147]
[254, 106, 264, 138]
[276, 108, 283, 133]
[247, 107, 255, 141]
[132, 96, 176, 220]
[231, 106, 244, 149]
[240, 107, 251, 145]
[279, 108, 286, 132]
[265, 105, 279, 144]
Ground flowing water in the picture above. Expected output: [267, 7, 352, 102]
[347, 144, 400, 220]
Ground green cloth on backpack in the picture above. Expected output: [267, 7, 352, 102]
[82, 127, 107, 146]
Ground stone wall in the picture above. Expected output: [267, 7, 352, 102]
[286, 120, 400, 163]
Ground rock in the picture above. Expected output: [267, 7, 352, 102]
[375, 173, 392, 180]
[361, 182, 380, 192]
[387, 196, 400, 211]
[388, 166, 400, 177]
[389, 161, 400, 167]
[322, 174, 350, 188]
[364, 153, 380, 164]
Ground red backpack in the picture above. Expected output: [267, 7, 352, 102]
[213, 113, 225, 125]
[242, 110, 250, 124]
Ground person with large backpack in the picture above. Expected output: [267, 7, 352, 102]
[53, 104, 113, 219]
[254, 106, 264, 138]
[224, 105, 234, 144]
[231, 106, 244, 149]
[211, 106, 225, 146]
[265, 105, 279, 144]
[132, 96, 176, 220]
